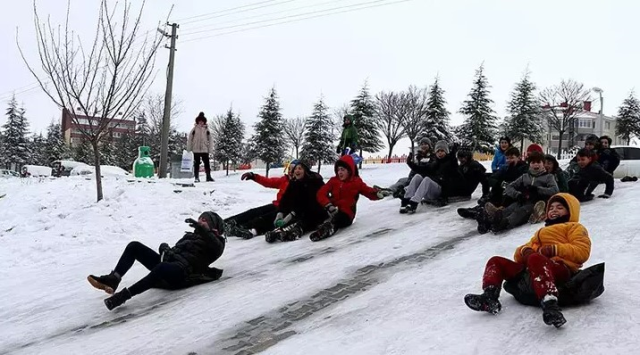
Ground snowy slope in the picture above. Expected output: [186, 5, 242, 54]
[0, 163, 638, 355]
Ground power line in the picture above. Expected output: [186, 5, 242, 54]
[181, 0, 348, 35]
[176, 0, 294, 25]
[182, 0, 412, 43]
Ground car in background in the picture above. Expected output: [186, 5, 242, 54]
[51, 160, 89, 177]
[0, 169, 20, 179]
[70, 165, 130, 177]
[611, 146, 640, 179]
[21, 165, 53, 177]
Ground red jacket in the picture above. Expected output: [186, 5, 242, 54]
[253, 174, 289, 207]
[317, 155, 380, 220]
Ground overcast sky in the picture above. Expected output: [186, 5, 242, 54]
[1, 0, 639, 155]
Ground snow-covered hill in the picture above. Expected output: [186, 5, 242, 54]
[0, 163, 637, 355]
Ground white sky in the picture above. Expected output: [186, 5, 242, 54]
[1, 0, 639, 156]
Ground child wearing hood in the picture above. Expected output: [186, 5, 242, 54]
[465, 193, 591, 328]
[337, 114, 359, 156]
[544, 154, 569, 192]
[187, 112, 214, 182]
[313, 155, 390, 241]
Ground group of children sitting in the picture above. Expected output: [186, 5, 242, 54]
[88, 135, 617, 328]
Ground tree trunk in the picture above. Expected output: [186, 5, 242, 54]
[358, 148, 363, 169]
[556, 130, 564, 160]
[387, 144, 395, 164]
[91, 140, 104, 202]
[226, 159, 229, 176]
[295, 146, 299, 159]
[265, 162, 270, 177]
[627, 138, 631, 145]
[317, 160, 322, 173]
[520, 138, 524, 154]
[410, 141, 415, 155]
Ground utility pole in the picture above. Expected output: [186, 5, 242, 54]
[158, 22, 178, 178]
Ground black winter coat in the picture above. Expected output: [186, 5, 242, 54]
[572, 162, 615, 196]
[278, 171, 326, 230]
[454, 160, 490, 197]
[597, 148, 621, 174]
[406, 150, 435, 180]
[409, 150, 461, 198]
[164, 229, 225, 275]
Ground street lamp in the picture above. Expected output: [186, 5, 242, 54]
[592, 87, 604, 139]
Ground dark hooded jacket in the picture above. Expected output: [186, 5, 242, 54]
[453, 151, 490, 197]
[317, 155, 380, 220]
[597, 148, 621, 174]
[278, 161, 326, 229]
[407, 145, 461, 197]
[161, 212, 226, 284]
[544, 155, 570, 192]
[571, 161, 615, 196]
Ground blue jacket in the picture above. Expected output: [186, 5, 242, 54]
[491, 145, 508, 172]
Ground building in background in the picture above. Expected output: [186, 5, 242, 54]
[61, 108, 135, 147]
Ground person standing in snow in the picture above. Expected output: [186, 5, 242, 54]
[491, 137, 512, 173]
[87, 212, 226, 311]
[187, 112, 214, 182]
[464, 193, 591, 328]
[336, 114, 359, 156]
[224, 162, 294, 239]
[312, 155, 391, 241]
[264, 160, 326, 242]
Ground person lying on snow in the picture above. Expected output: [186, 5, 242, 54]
[400, 140, 459, 213]
[457, 147, 528, 220]
[544, 154, 570, 193]
[224, 161, 294, 239]
[379, 137, 435, 199]
[464, 193, 591, 328]
[477, 151, 559, 234]
[312, 155, 391, 241]
[597, 135, 620, 175]
[568, 148, 615, 202]
[87, 212, 226, 311]
[264, 160, 326, 243]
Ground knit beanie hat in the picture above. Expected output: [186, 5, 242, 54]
[419, 137, 433, 148]
[195, 112, 207, 124]
[526, 143, 543, 154]
[434, 140, 449, 154]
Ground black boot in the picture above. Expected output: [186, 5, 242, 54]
[405, 201, 418, 214]
[399, 198, 410, 214]
[459, 205, 481, 220]
[225, 221, 254, 239]
[104, 287, 132, 311]
[310, 221, 335, 242]
[88, 271, 121, 294]
[464, 285, 502, 315]
[280, 223, 304, 242]
[265, 230, 280, 243]
[541, 296, 566, 328]
[206, 172, 214, 182]
[476, 209, 491, 234]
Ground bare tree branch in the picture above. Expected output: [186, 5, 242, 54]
[17, 0, 164, 201]
[374, 91, 406, 161]
[398, 85, 428, 153]
[283, 117, 306, 159]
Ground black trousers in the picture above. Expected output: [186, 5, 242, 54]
[569, 178, 597, 201]
[114, 241, 186, 297]
[193, 153, 211, 175]
[330, 211, 353, 231]
[225, 203, 278, 235]
[502, 201, 536, 229]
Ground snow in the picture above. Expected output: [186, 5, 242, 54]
[70, 165, 131, 176]
[0, 163, 638, 355]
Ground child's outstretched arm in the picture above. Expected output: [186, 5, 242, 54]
[358, 180, 384, 200]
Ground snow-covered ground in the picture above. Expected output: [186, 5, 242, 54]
[0, 162, 638, 355]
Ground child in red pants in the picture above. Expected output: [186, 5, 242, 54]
[464, 193, 591, 328]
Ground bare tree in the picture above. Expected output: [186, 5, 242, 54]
[374, 91, 406, 161]
[540, 79, 591, 159]
[331, 104, 350, 141]
[17, 0, 163, 201]
[284, 117, 306, 159]
[398, 85, 428, 153]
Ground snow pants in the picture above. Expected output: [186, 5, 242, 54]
[329, 211, 354, 231]
[388, 177, 409, 194]
[501, 201, 536, 229]
[193, 153, 211, 177]
[404, 175, 441, 203]
[114, 241, 186, 297]
[569, 178, 598, 201]
[482, 254, 572, 300]
[225, 203, 278, 235]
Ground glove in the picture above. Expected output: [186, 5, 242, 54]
[274, 212, 294, 228]
[406, 152, 414, 164]
[539, 245, 557, 257]
[241, 172, 255, 181]
[325, 204, 339, 218]
[185, 218, 208, 233]
[376, 189, 392, 199]
[520, 247, 535, 263]
[159, 243, 170, 254]
[598, 194, 610, 199]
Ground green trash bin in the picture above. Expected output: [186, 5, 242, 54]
[133, 146, 155, 178]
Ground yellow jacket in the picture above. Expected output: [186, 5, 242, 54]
[514, 193, 591, 273]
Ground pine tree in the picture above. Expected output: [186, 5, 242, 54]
[43, 122, 70, 162]
[301, 96, 336, 173]
[73, 139, 93, 164]
[3, 97, 31, 170]
[458, 65, 498, 152]
[350, 82, 384, 160]
[422, 77, 452, 142]
[113, 128, 138, 170]
[253, 87, 285, 177]
[29, 133, 48, 166]
[0, 131, 6, 169]
[616, 91, 640, 145]
[505, 70, 544, 152]
[213, 108, 245, 175]
[98, 134, 117, 166]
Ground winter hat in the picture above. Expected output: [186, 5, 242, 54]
[198, 211, 225, 235]
[343, 114, 355, 123]
[499, 136, 512, 146]
[419, 137, 433, 148]
[526, 143, 543, 154]
[195, 112, 207, 124]
[293, 159, 312, 173]
[434, 140, 449, 154]
[456, 149, 473, 161]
